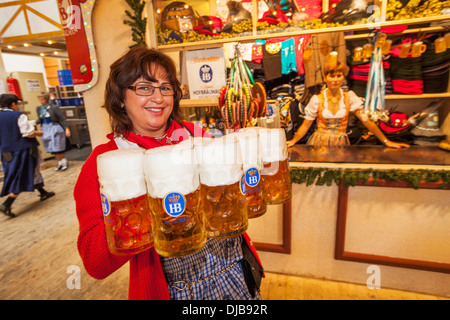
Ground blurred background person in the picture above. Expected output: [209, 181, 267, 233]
[36, 92, 71, 171]
[0, 94, 55, 217]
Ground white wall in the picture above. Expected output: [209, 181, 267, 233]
[1, 53, 49, 88]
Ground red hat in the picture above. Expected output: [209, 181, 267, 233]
[380, 112, 410, 133]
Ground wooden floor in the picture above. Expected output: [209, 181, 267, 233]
[260, 272, 449, 300]
[0, 160, 448, 300]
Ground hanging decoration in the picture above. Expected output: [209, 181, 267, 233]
[124, 0, 147, 48]
[219, 44, 267, 130]
[361, 31, 389, 123]
[57, 0, 99, 92]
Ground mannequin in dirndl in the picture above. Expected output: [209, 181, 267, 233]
[287, 61, 410, 149]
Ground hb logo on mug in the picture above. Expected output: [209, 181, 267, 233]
[163, 192, 186, 217]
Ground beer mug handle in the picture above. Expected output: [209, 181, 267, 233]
[420, 43, 427, 53]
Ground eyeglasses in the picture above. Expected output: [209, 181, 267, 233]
[128, 84, 175, 96]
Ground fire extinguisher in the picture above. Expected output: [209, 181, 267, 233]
[7, 76, 22, 99]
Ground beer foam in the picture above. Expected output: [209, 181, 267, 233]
[234, 129, 261, 170]
[97, 148, 147, 201]
[257, 128, 288, 163]
[195, 136, 243, 186]
[143, 143, 199, 198]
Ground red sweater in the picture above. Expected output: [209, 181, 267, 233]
[74, 121, 262, 300]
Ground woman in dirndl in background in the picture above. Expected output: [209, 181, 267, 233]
[36, 92, 71, 171]
[287, 61, 410, 149]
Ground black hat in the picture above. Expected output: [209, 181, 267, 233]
[0, 93, 21, 108]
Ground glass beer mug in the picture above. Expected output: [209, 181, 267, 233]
[258, 128, 292, 204]
[97, 148, 153, 255]
[235, 128, 267, 219]
[143, 142, 206, 257]
[195, 136, 248, 238]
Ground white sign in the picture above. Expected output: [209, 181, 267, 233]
[185, 48, 226, 99]
[26, 79, 41, 91]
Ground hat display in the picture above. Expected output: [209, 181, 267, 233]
[411, 102, 446, 146]
[380, 112, 410, 133]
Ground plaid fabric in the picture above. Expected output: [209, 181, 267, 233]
[160, 236, 261, 300]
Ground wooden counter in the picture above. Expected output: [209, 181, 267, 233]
[288, 145, 450, 166]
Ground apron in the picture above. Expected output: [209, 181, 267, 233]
[41, 120, 66, 153]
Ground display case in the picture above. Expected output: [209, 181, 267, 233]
[141, 2, 450, 298]
[150, 0, 450, 49]
[147, 0, 450, 147]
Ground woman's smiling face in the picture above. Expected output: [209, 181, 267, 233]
[123, 64, 174, 137]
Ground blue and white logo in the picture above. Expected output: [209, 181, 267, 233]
[163, 192, 186, 217]
[245, 167, 260, 187]
[199, 64, 213, 83]
[240, 174, 246, 196]
[100, 193, 110, 216]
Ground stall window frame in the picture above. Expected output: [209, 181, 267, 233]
[335, 179, 450, 274]
[254, 199, 292, 254]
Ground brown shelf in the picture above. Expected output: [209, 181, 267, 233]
[157, 15, 450, 53]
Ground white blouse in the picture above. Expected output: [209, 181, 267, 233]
[18, 113, 36, 137]
[304, 89, 363, 121]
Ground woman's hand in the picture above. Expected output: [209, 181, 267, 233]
[384, 139, 410, 149]
[65, 127, 71, 138]
[286, 139, 297, 148]
[27, 130, 43, 138]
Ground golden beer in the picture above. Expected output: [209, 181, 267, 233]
[144, 143, 206, 257]
[235, 129, 267, 218]
[147, 189, 205, 257]
[201, 180, 248, 238]
[102, 194, 153, 255]
[195, 136, 248, 238]
[262, 159, 291, 204]
[97, 148, 153, 255]
[258, 128, 292, 204]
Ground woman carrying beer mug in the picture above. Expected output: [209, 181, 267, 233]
[74, 47, 263, 300]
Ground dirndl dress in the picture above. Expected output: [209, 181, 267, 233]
[41, 118, 66, 153]
[1, 147, 42, 196]
[307, 90, 351, 147]
[160, 236, 261, 300]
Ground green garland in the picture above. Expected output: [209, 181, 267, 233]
[290, 167, 450, 189]
[124, 0, 147, 48]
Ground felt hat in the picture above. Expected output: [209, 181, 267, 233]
[380, 112, 410, 133]
[411, 102, 446, 138]
[410, 102, 446, 146]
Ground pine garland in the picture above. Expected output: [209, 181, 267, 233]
[124, 0, 147, 48]
[290, 167, 450, 189]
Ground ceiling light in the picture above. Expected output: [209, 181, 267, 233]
[23, 43, 30, 47]
[47, 40, 53, 44]
[40, 53, 45, 56]
[53, 51, 59, 55]
[7, 45, 13, 49]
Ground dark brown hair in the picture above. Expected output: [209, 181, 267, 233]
[104, 46, 183, 135]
